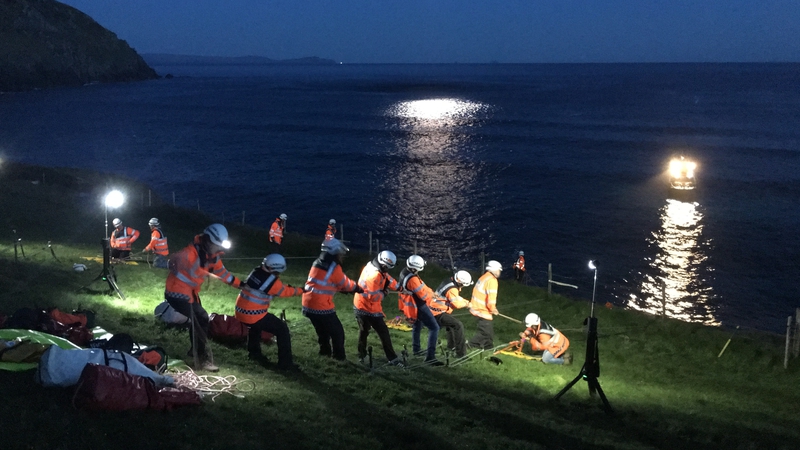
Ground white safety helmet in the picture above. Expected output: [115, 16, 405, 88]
[486, 260, 503, 273]
[519, 251, 524, 256]
[377, 250, 397, 269]
[321, 238, 348, 255]
[279, 213, 287, 220]
[112, 218, 122, 227]
[329, 219, 336, 225]
[148, 218, 160, 227]
[204, 223, 231, 249]
[454, 270, 473, 286]
[262, 254, 287, 273]
[406, 255, 426, 271]
[525, 313, 540, 328]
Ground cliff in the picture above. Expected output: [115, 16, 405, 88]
[0, 0, 158, 92]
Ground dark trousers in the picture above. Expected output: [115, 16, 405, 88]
[111, 249, 131, 260]
[514, 268, 525, 282]
[469, 317, 495, 350]
[166, 296, 211, 360]
[305, 312, 346, 360]
[356, 315, 397, 361]
[247, 313, 292, 368]
[436, 313, 466, 357]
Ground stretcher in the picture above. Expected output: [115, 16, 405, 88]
[386, 316, 412, 332]
[493, 341, 542, 361]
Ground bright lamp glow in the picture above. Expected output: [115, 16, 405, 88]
[221, 240, 231, 249]
[588, 260, 596, 270]
[669, 158, 696, 178]
[105, 190, 124, 208]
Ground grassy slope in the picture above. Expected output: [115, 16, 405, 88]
[1, 162, 799, 450]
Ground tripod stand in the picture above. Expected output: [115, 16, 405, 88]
[13, 229, 25, 262]
[81, 238, 126, 300]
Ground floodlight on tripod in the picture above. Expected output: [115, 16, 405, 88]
[81, 189, 126, 299]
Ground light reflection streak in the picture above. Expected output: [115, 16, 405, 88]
[376, 98, 489, 262]
[629, 198, 718, 325]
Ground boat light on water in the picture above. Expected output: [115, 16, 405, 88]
[669, 157, 697, 190]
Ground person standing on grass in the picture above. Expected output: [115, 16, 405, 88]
[269, 214, 286, 250]
[398, 255, 443, 366]
[236, 254, 302, 371]
[468, 260, 502, 350]
[142, 217, 169, 268]
[353, 250, 404, 366]
[302, 238, 362, 361]
[513, 251, 525, 283]
[325, 219, 337, 240]
[430, 270, 473, 358]
[164, 223, 243, 372]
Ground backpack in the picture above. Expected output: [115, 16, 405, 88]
[154, 301, 190, 326]
[132, 346, 168, 373]
[88, 333, 135, 354]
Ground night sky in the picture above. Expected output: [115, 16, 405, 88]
[59, 0, 799, 63]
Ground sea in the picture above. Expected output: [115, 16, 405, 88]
[1, 63, 799, 333]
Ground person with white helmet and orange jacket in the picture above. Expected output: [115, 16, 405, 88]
[430, 270, 473, 358]
[142, 217, 168, 268]
[398, 255, 443, 366]
[269, 214, 287, 248]
[109, 218, 140, 260]
[468, 260, 502, 350]
[236, 253, 303, 371]
[353, 250, 404, 366]
[513, 251, 526, 282]
[519, 313, 571, 365]
[302, 238, 362, 361]
[164, 223, 243, 372]
[325, 219, 337, 240]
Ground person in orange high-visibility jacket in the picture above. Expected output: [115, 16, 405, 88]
[142, 217, 169, 268]
[109, 218, 140, 260]
[398, 255, 443, 365]
[430, 270, 473, 358]
[302, 238, 362, 361]
[519, 313, 571, 365]
[269, 213, 286, 249]
[165, 224, 243, 372]
[468, 260, 502, 350]
[325, 219, 336, 240]
[236, 254, 303, 371]
[353, 250, 403, 366]
[513, 251, 526, 283]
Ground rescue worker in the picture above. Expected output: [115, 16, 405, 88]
[430, 270, 473, 358]
[109, 218, 140, 260]
[468, 260, 502, 350]
[236, 254, 303, 371]
[325, 219, 337, 240]
[142, 217, 169, 268]
[398, 255, 443, 366]
[165, 224, 243, 372]
[519, 313, 571, 365]
[269, 213, 287, 249]
[302, 238, 362, 361]
[353, 250, 404, 366]
[513, 251, 526, 283]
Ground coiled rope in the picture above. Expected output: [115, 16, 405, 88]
[169, 367, 256, 402]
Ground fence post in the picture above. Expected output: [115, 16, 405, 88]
[376, 239, 380, 253]
[480, 251, 485, 273]
[369, 231, 373, 255]
[242, 211, 246, 225]
[785, 315, 793, 369]
[661, 280, 667, 316]
[341, 223, 344, 243]
[148, 190, 152, 207]
[793, 308, 800, 358]
[547, 263, 552, 296]
[197, 200, 200, 211]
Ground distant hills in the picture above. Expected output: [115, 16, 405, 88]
[0, 0, 157, 92]
[141, 54, 338, 67]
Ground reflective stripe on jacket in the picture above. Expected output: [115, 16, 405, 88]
[429, 279, 469, 316]
[522, 321, 570, 358]
[144, 228, 169, 256]
[164, 235, 241, 303]
[235, 266, 302, 324]
[353, 260, 399, 316]
[469, 271, 498, 320]
[110, 226, 140, 251]
[302, 253, 356, 313]
[269, 219, 284, 244]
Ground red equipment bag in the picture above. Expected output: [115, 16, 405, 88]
[208, 314, 273, 344]
[73, 364, 201, 411]
[48, 308, 87, 327]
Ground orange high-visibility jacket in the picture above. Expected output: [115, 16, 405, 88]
[325, 224, 336, 240]
[521, 321, 570, 358]
[144, 228, 169, 256]
[302, 254, 357, 313]
[429, 278, 469, 316]
[469, 271, 498, 320]
[397, 268, 434, 320]
[110, 226, 140, 251]
[269, 219, 284, 244]
[164, 235, 241, 303]
[354, 260, 399, 316]
[235, 266, 302, 325]
[513, 256, 526, 271]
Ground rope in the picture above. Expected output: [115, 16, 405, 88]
[169, 367, 256, 402]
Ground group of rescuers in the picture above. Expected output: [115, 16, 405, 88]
[112, 214, 571, 372]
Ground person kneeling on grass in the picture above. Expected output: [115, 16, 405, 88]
[235, 254, 303, 371]
[519, 313, 572, 365]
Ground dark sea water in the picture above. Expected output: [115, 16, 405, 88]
[1, 63, 799, 333]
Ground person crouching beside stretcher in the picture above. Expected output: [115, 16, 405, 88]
[519, 313, 572, 365]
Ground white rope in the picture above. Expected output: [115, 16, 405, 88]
[169, 367, 256, 402]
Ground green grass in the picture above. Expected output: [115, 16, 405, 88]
[1, 161, 799, 450]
